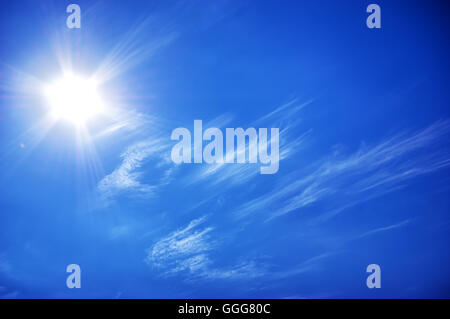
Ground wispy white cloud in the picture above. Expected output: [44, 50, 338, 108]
[145, 216, 214, 275]
[234, 120, 450, 221]
[354, 219, 414, 240]
[97, 138, 173, 202]
[187, 99, 312, 186]
[97, 97, 313, 203]
[145, 215, 361, 284]
[145, 217, 341, 282]
[146, 217, 268, 280]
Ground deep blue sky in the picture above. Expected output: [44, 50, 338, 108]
[1, 0, 450, 298]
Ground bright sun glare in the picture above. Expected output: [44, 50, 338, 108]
[45, 73, 105, 125]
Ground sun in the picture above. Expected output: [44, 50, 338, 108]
[44, 73, 105, 125]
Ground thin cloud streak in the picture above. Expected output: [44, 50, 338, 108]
[354, 219, 414, 240]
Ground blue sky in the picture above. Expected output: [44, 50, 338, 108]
[1, 0, 450, 298]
